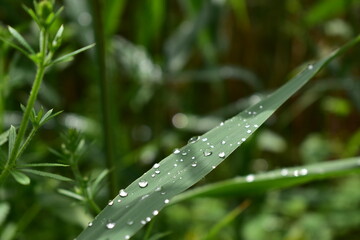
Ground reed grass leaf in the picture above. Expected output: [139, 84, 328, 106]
[76, 36, 360, 240]
[173, 157, 360, 202]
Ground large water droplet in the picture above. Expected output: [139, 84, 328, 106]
[106, 222, 116, 229]
[119, 189, 128, 197]
[246, 174, 255, 182]
[139, 180, 148, 188]
[188, 136, 200, 143]
[204, 149, 212, 156]
[173, 149, 181, 154]
[218, 152, 226, 158]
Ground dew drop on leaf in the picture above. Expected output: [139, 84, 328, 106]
[125, 235, 130, 240]
[308, 64, 314, 70]
[188, 136, 200, 143]
[153, 163, 160, 169]
[119, 189, 128, 197]
[203, 149, 212, 157]
[88, 222, 93, 227]
[138, 180, 148, 188]
[141, 220, 146, 225]
[218, 152, 226, 158]
[106, 222, 116, 229]
[164, 199, 170, 204]
[108, 200, 114, 206]
[221, 140, 226, 145]
[173, 149, 181, 154]
[153, 210, 159, 216]
[246, 174, 255, 182]
[127, 221, 134, 226]
[281, 169, 288, 176]
[202, 138, 208, 142]
[191, 162, 197, 167]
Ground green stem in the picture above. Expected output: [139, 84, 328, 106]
[91, 0, 117, 197]
[0, 31, 48, 185]
[16, 127, 39, 160]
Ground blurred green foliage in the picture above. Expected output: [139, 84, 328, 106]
[0, 0, 359, 239]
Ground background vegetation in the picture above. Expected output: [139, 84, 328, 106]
[0, 0, 359, 239]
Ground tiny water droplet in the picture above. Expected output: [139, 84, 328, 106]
[155, 170, 160, 174]
[191, 162, 197, 167]
[221, 140, 226, 145]
[202, 138, 208, 142]
[245, 125, 250, 128]
[241, 138, 246, 142]
[141, 220, 146, 225]
[212, 165, 216, 169]
[125, 235, 130, 240]
[247, 130, 252, 134]
[153, 163, 160, 169]
[204, 149, 212, 156]
[259, 105, 263, 109]
[281, 169, 288, 176]
[127, 221, 134, 225]
[220, 122, 224, 126]
[218, 152, 226, 158]
[146, 217, 151, 222]
[139, 180, 148, 188]
[181, 152, 187, 156]
[246, 174, 255, 182]
[155, 186, 162, 192]
[293, 170, 300, 177]
[300, 168, 308, 176]
[117, 199, 122, 203]
[174, 163, 178, 167]
[153, 210, 159, 216]
[151, 174, 156, 177]
[88, 222, 93, 227]
[254, 124, 259, 128]
[164, 199, 170, 204]
[191, 156, 195, 160]
[119, 189, 128, 197]
[308, 64, 314, 70]
[106, 222, 116, 229]
[173, 149, 181, 154]
[108, 200, 114, 206]
[188, 136, 200, 143]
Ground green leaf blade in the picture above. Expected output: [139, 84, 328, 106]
[21, 169, 72, 182]
[11, 170, 30, 185]
[7, 26, 35, 54]
[76, 36, 360, 240]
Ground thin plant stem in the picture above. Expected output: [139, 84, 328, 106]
[0, 30, 48, 185]
[91, 0, 117, 197]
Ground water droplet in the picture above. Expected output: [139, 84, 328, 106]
[174, 163, 178, 167]
[212, 165, 216, 169]
[221, 140, 226, 145]
[173, 149, 180, 154]
[153, 210, 159, 216]
[181, 152, 187, 156]
[119, 189, 128, 197]
[293, 170, 300, 177]
[300, 168, 308, 176]
[88, 222, 93, 227]
[108, 200, 114, 206]
[191, 162, 197, 167]
[141, 220, 146, 225]
[125, 235, 130, 240]
[155, 170, 160, 174]
[259, 105, 263, 109]
[155, 187, 162, 192]
[146, 217, 151, 222]
[151, 174, 156, 177]
[188, 136, 200, 143]
[191, 156, 195, 160]
[153, 163, 160, 169]
[139, 180, 148, 188]
[106, 222, 116, 229]
[202, 138, 208, 142]
[204, 149, 212, 156]
[308, 64, 314, 70]
[247, 130, 252, 134]
[245, 125, 250, 128]
[127, 221, 134, 225]
[254, 124, 259, 128]
[218, 152, 226, 158]
[280, 169, 289, 176]
[164, 199, 170, 204]
[241, 138, 246, 142]
[117, 199, 122, 203]
[220, 122, 224, 126]
[246, 174, 255, 182]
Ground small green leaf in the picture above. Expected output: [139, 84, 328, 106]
[49, 43, 95, 66]
[52, 24, 64, 49]
[7, 26, 35, 54]
[11, 170, 30, 185]
[0, 129, 10, 146]
[21, 169, 73, 182]
[39, 109, 62, 125]
[90, 169, 110, 195]
[8, 126, 16, 157]
[58, 188, 85, 201]
[17, 163, 69, 168]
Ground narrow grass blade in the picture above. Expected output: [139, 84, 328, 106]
[10, 170, 30, 185]
[17, 163, 69, 168]
[21, 169, 73, 182]
[8, 126, 16, 158]
[49, 43, 95, 66]
[76, 36, 360, 240]
[0, 129, 10, 146]
[173, 157, 360, 202]
[58, 188, 85, 201]
[8, 26, 35, 54]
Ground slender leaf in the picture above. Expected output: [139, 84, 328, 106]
[17, 163, 69, 168]
[21, 169, 73, 182]
[76, 36, 360, 240]
[49, 43, 95, 66]
[0, 129, 10, 146]
[8, 126, 16, 157]
[173, 157, 360, 202]
[11, 170, 30, 185]
[7, 26, 35, 54]
[58, 188, 85, 201]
